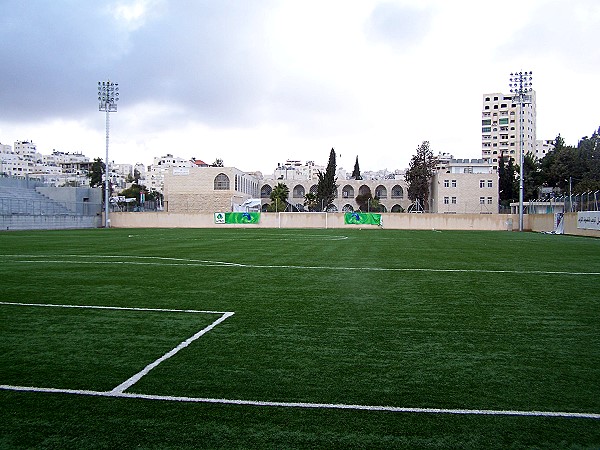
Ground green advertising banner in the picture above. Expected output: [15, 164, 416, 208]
[344, 212, 382, 226]
[214, 212, 260, 224]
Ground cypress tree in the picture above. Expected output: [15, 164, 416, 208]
[351, 156, 362, 180]
[316, 148, 338, 211]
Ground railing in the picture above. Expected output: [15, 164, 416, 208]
[108, 200, 164, 212]
[0, 198, 101, 216]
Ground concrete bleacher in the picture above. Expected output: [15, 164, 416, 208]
[0, 186, 72, 215]
[0, 175, 102, 230]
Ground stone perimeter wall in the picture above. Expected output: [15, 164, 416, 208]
[108, 212, 600, 238]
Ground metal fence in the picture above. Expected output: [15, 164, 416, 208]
[0, 198, 101, 216]
[108, 200, 163, 213]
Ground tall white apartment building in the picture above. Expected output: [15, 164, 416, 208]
[481, 91, 536, 170]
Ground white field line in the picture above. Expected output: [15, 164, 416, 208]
[1, 254, 599, 276]
[0, 385, 599, 420]
[0, 302, 235, 393]
[110, 311, 234, 394]
[0, 301, 231, 315]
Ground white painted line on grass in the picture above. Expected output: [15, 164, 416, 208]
[110, 311, 234, 394]
[1, 254, 599, 276]
[0, 301, 231, 315]
[0, 301, 235, 393]
[1, 384, 599, 420]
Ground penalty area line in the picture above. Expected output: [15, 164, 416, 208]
[0, 385, 599, 420]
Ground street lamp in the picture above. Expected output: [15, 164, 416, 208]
[98, 80, 119, 228]
[509, 71, 533, 232]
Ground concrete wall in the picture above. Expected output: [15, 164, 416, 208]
[109, 212, 519, 231]
[528, 213, 600, 238]
[1, 214, 101, 231]
[36, 186, 102, 215]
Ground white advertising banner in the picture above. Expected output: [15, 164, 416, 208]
[577, 211, 600, 230]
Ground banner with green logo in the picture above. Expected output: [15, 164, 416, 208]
[344, 212, 382, 226]
[214, 212, 260, 224]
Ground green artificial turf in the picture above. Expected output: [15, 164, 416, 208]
[0, 228, 599, 449]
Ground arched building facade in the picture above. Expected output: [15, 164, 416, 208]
[259, 178, 410, 212]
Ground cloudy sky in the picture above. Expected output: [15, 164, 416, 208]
[0, 0, 598, 174]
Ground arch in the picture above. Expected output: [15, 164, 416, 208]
[261, 203, 269, 212]
[391, 204, 404, 213]
[214, 173, 230, 190]
[309, 184, 318, 194]
[342, 184, 354, 199]
[379, 204, 387, 212]
[391, 185, 404, 199]
[292, 184, 305, 198]
[326, 204, 338, 212]
[358, 185, 371, 197]
[375, 185, 387, 199]
[342, 204, 354, 212]
[260, 184, 272, 198]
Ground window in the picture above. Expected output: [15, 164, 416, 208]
[391, 185, 403, 198]
[482, 119, 491, 125]
[487, 180, 493, 188]
[482, 127, 491, 133]
[214, 173, 230, 190]
[480, 197, 485, 204]
[444, 180, 449, 188]
[499, 118, 509, 125]
[451, 180, 457, 188]
[444, 197, 449, 204]
[480, 180, 485, 188]
[451, 197, 457, 204]
[487, 197, 493, 204]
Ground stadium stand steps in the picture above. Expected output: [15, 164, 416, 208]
[0, 186, 73, 215]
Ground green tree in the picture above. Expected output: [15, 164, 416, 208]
[351, 156, 362, 180]
[88, 157, 104, 188]
[405, 141, 436, 210]
[303, 192, 317, 212]
[537, 128, 600, 194]
[316, 148, 338, 211]
[133, 168, 141, 184]
[212, 158, 224, 167]
[498, 153, 510, 207]
[521, 152, 540, 201]
[268, 182, 289, 212]
[355, 193, 383, 212]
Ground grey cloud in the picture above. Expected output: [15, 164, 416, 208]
[0, 1, 278, 128]
[0, 0, 367, 137]
[497, 0, 600, 72]
[365, 2, 433, 51]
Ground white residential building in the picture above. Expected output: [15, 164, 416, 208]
[535, 139, 555, 160]
[481, 91, 536, 170]
[273, 160, 325, 181]
[147, 154, 194, 193]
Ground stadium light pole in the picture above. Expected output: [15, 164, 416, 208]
[509, 71, 533, 232]
[98, 80, 119, 228]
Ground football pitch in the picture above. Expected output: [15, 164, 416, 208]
[1, 227, 599, 448]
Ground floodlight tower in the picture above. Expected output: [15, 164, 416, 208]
[509, 71, 533, 232]
[98, 80, 119, 228]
